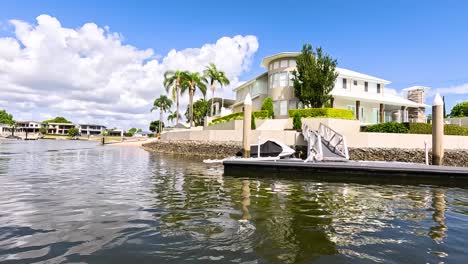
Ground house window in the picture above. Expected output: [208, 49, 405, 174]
[347, 105, 355, 116]
[273, 73, 279, 87]
[364, 82, 368, 92]
[342, 78, 347, 89]
[377, 84, 381, 93]
[353, 80, 358, 86]
[289, 60, 296, 68]
[269, 64, 273, 71]
[280, 60, 288, 68]
[279, 72, 287, 87]
[273, 61, 279, 70]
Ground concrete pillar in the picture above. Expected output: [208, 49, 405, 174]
[432, 93, 444, 165]
[355, 100, 360, 120]
[379, 103, 384, 123]
[243, 93, 252, 158]
[401, 106, 407, 122]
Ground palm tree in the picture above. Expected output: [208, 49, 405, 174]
[163, 70, 185, 125]
[167, 111, 179, 126]
[180, 71, 207, 127]
[151, 95, 173, 134]
[203, 63, 230, 116]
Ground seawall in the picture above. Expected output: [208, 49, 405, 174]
[143, 140, 468, 167]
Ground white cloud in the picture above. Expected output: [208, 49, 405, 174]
[0, 14, 258, 129]
[435, 83, 468, 95]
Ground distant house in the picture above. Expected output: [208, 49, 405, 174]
[15, 121, 43, 133]
[232, 52, 429, 124]
[79, 124, 106, 136]
[46, 122, 76, 135]
[107, 129, 124, 137]
[207, 97, 235, 117]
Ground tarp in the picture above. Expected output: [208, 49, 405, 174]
[236, 140, 294, 157]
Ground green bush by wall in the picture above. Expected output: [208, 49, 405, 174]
[363, 122, 409, 133]
[408, 122, 468, 136]
[293, 113, 302, 130]
[288, 108, 354, 120]
[209, 110, 269, 126]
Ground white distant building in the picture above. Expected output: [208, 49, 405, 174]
[46, 123, 76, 135]
[232, 52, 429, 124]
[79, 124, 106, 136]
[15, 121, 43, 133]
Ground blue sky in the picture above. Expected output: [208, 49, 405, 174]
[1, 0, 467, 126]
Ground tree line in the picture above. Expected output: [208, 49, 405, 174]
[151, 63, 230, 132]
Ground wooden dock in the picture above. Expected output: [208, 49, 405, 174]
[223, 159, 468, 186]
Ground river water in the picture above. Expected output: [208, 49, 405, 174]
[0, 140, 467, 263]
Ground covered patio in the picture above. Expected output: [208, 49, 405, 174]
[331, 90, 428, 125]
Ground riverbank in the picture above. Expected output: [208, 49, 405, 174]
[143, 140, 468, 167]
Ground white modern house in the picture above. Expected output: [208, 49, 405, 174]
[79, 124, 106, 136]
[46, 122, 76, 135]
[232, 52, 428, 124]
[15, 121, 43, 133]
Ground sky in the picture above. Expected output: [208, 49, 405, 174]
[1, 0, 468, 129]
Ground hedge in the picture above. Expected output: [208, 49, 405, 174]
[288, 108, 355, 120]
[210, 110, 270, 125]
[408, 123, 468, 136]
[362, 122, 468, 136]
[363, 122, 409, 133]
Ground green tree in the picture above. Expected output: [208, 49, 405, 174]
[163, 70, 186, 125]
[185, 99, 208, 127]
[68, 127, 79, 137]
[292, 43, 338, 108]
[167, 111, 180, 125]
[449, 102, 468, 117]
[181, 71, 207, 127]
[151, 95, 173, 133]
[203, 63, 230, 116]
[43, 116, 72, 124]
[0, 109, 15, 126]
[261, 97, 274, 118]
[149, 120, 164, 133]
[39, 127, 47, 135]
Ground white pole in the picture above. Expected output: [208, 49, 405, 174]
[424, 140, 429, 165]
[243, 93, 252, 158]
[258, 136, 261, 158]
[432, 93, 444, 165]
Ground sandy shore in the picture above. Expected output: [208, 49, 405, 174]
[105, 138, 157, 147]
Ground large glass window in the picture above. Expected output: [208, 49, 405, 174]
[273, 73, 279, 87]
[273, 61, 279, 69]
[279, 72, 287, 87]
[288, 72, 294, 87]
[342, 78, 347, 89]
[289, 60, 296, 68]
[280, 60, 288, 68]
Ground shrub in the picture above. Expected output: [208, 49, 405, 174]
[408, 123, 432, 134]
[210, 110, 269, 126]
[210, 112, 243, 125]
[363, 122, 409, 133]
[293, 113, 302, 130]
[445, 124, 468, 136]
[251, 114, 256, 130]
[252, 110, 269, 119]
[408, 123, 468, 136]
[261, 97, 274, 118]
[288, 108, 354, 120]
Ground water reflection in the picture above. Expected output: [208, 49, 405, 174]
[430, 189, 447, 242]
[0, 141, 467, 263]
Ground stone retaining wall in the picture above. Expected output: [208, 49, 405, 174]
[143, 140, 468, 167]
